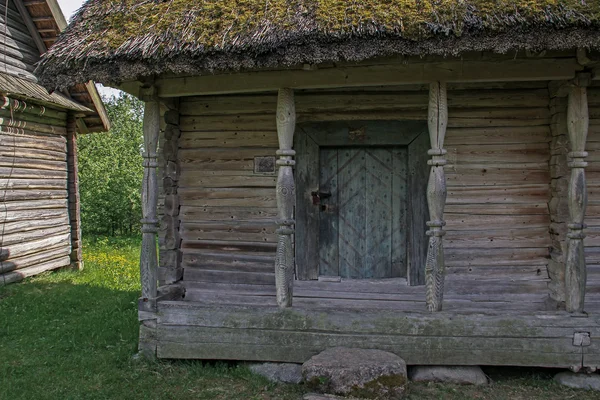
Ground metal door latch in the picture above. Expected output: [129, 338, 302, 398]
[311, 191, 331, 205]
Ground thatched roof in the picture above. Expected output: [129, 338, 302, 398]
[37, 0, 600, 90]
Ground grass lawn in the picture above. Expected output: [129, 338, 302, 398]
[0, 236, 598, 400]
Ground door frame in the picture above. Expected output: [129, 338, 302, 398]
[294, 120, 430, 285]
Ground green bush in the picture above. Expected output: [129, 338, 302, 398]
[78, 93, 144, 235]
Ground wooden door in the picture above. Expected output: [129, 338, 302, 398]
[295, 120, 429, 284]
[318, 147, 407, 279]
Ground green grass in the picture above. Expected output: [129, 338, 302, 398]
[0, 236, 598, 400]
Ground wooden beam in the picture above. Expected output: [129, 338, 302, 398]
[11, 0, 47, 54]
[84, 81, 111, 131]
[66, 112, 82, 270]
[425, 82, 448, 312]
[275, 88, 295, 308]
[155, 58, 582, 97]
[43, 0, 67, 30]
[139, 87, 160, 312]
[565, 73, 591, 313]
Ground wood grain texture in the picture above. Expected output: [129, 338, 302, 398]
[425, 82, 448, 312]
[274, 88, 295, 307]
[140, 96, 160, 309]
[565, 81, 590, 313]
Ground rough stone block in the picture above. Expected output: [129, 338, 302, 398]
[302, 347, 407, 399]
[249, 362, 302, 384]
[409, 366, 488, 385]
[554, 371, 600, 391]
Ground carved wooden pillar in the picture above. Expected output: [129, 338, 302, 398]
[565, 74, 590, 313]
[425, 82, 448, 312]
[275, 88, 296, 308]
[139, 88, 160, 311]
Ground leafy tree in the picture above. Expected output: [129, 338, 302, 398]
[78, 93, 144, 235]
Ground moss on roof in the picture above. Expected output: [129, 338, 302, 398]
[37, 0, 600, 89]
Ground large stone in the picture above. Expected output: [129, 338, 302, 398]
[409, 366, 488, 385]
[302, 347, 407, 399]
[249, 362, 303, 384]
[554, 371, 600, 391]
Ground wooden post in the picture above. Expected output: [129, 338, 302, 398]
[66, 112, 82, 270]
[139, 88, 160, 311]
[275, 88, 296, 308]
[425, 82, 448, 312]
[565, 74, 591, 313]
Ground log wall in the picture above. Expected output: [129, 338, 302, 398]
[175, 82, 554, 296]
[0, 0, 40, 81]
[586, 82, 600, 293]
[0, 99, 71, 285]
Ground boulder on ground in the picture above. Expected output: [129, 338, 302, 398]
[249, 362, 302, 384]
[409, 366, 488, 385]
[554, 371, 600, 391]
[302, 347, 407, 399]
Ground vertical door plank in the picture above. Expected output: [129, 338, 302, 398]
[319, 148, 339, 277]
[365, 148, 393, 278]
[338, 148, 366, 278]
[294, 128, 319, 280]
[392, 148, 408, 278]
[408, 130, 431, 286]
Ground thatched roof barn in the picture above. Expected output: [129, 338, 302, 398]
[37, 1, 600, 370]
[0, 0, 109, 285]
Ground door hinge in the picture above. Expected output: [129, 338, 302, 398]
[573, 332, 591, 347]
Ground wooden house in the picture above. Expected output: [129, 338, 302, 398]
[37, 1, 600, 370]
[0, 0, 109, 285]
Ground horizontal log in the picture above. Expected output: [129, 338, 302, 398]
[181, 251, 274, 273]
[0, 109, 66, 128]
[0, 256, 71, 285]
[445, 203, 549, 215]
[0, 155, 66, 171]
[446, 185, 549, 204]
[178, 173, 276, 188]
[0, 133, 66, 152]
[0, 166, 67, 180]
[179, 130, 278, 149]
[445, 126, 550, 145]
[0, 146, 66, 161]
[184, 268, 275, 285]
[0, 244, 70, 273]
[0, 189, 66, 201]
[178, 188, 276, 208]
[155, 58, 581, 97]
[0, 215, 69, 236]
[180, 221, 276, 243]
[445, 229, 551, 249]
[447, 143, 550, 164]
[445, 247, 549, 267]
[179, 206, 278, 221]
[445, 214, 549, 230]
[0, 178, 66, 190]
[0, 224, 70, 247]
[0, 198, 67, 211]
[0, 207, 67, 223]
[179, 148, 276, 162]
[0, 232, 71, 260]
[445, 168, 550, 187]
[181, 239, 276, 254]
[180, 89, 550, 116]
[0, 117, 67, 135]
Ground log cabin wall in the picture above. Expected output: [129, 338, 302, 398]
[0, 99, 72, 285]
[175, 82, 554, 298]
[586, 82, 600, 295]
[0, 0, 40, 81]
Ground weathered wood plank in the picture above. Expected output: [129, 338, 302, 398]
[156, 58, 581, 97]
[407, 130, 430, 286]
[295, 130, 319, 280]
[391, 148, 407, 278]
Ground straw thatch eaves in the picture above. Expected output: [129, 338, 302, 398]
[37, 0, 600, 90]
